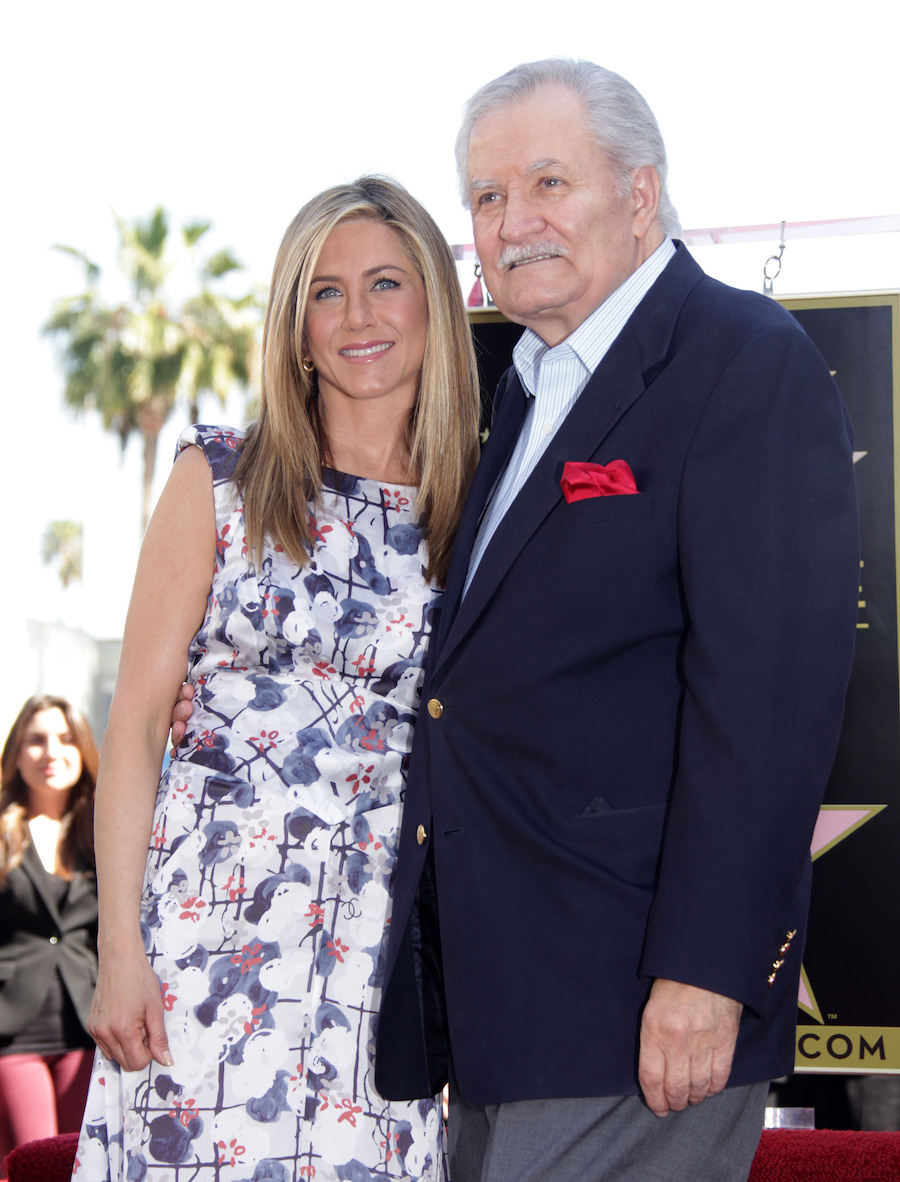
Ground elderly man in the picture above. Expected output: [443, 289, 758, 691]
[374, 59, 859, 1180]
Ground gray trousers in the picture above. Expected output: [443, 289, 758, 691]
[448, 1079, 768, 1182]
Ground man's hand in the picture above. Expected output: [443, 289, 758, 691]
[169, 682, 195, 752]
[638, 978, 742, 1117]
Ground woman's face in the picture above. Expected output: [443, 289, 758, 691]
[303, 219, 428, 416]
[17, 707, 83, 799]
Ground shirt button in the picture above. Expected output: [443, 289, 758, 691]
[427, 698, 443, 719]
[49, 936, 59, 945]
[543, 422, 554, 436]
[416, 824, 427, 845]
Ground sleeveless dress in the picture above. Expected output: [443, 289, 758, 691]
[72, 426, 446, 1182]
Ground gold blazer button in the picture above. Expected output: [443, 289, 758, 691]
[416, 824, 427, 845]
[427, 698, 443, 719]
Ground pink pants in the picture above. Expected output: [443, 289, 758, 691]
[0, 1049, 93, 1175]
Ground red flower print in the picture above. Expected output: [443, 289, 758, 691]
[159, 982, 177, 1012]
[386, 612, 413, 633]
[179, 897, 207, 923]
[359, 729, 385, 753]
[250, 729, 279, 752]
[231, 943, 265, 974]
[346, 764, 374, 795]
[382, 488, 411, 510]
[308, 514, 333, 545]
[337, 1098, 363, 1126]
[169, 1098, 198, 1128]
[243, 1004, 267, 1035]
[327, 938, 349, 963]
[216, 523, 231, 563]
[216, 1138, 247, 1167]
[306, 903, 325, 927]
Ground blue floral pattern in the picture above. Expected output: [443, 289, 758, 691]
[73, 426, 445, 1182]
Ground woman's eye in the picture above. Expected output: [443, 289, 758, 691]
[313, 286, 341, 301]
[373, 278, 400, 291]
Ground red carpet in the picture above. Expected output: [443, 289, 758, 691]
[4, 1127, 900, 1180]
[4, 1132, 78, 1182]
[749, 1129, 900, 1180]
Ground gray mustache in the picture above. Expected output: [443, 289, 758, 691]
[496, 242, 569, 270]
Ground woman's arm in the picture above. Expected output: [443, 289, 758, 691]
[88, 444, 215, 1071]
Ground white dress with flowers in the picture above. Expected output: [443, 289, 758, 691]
[72, 426, 446, 1182]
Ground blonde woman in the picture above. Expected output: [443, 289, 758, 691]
[73, 177, 479, 1182]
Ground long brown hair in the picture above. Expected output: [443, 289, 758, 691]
[235, 176, 480, 586]
[0, 695, 99, 884]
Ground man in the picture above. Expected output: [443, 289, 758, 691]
[374, 59, 859, 1180]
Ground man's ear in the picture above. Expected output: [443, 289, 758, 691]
[630, 165, 661, 239]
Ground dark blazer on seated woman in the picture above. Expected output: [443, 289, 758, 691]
[0, 842, 98, 1040]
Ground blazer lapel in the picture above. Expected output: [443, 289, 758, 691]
[434, 371, 529, 653]
[434, 243, 704, 673]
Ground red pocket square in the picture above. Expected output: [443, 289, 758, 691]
[561, 460, 639, 503]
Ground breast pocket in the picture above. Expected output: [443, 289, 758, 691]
[565, 492, 653, 523]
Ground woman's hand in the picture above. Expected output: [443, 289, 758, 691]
[88, 946, 173, 1072]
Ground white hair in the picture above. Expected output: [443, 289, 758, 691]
[455, 58, 681, 237]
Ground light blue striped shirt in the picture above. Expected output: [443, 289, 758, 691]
[463, 238, 675, 596]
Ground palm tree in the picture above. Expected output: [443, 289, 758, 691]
[41, 520, 83, 589]
[44, 208, 262, 532]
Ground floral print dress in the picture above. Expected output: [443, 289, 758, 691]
[72, 426, 446, 1182]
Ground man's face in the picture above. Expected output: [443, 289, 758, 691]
[467, 85, 662, 346]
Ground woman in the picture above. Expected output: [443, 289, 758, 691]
[0, 696, 99, 1174]
[73, 177, 480, 1182]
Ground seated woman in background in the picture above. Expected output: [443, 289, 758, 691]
[73, 176, 479, 1182]
[0, 695, 98, 1176]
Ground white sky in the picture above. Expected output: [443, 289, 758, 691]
[2, 0, 899, 646]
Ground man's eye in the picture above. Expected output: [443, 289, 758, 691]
[477, 192, 500, 206]
[540, 177, 562, 188]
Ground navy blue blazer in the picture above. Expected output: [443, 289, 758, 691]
[0, 841, 98, 1040]
[375, 244, 859, 1105]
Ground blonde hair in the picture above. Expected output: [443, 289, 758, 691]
[235, 176, 480, 585]
[0, 695, 99, 885]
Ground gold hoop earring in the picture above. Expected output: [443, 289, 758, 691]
[301, 356, 315, 374]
